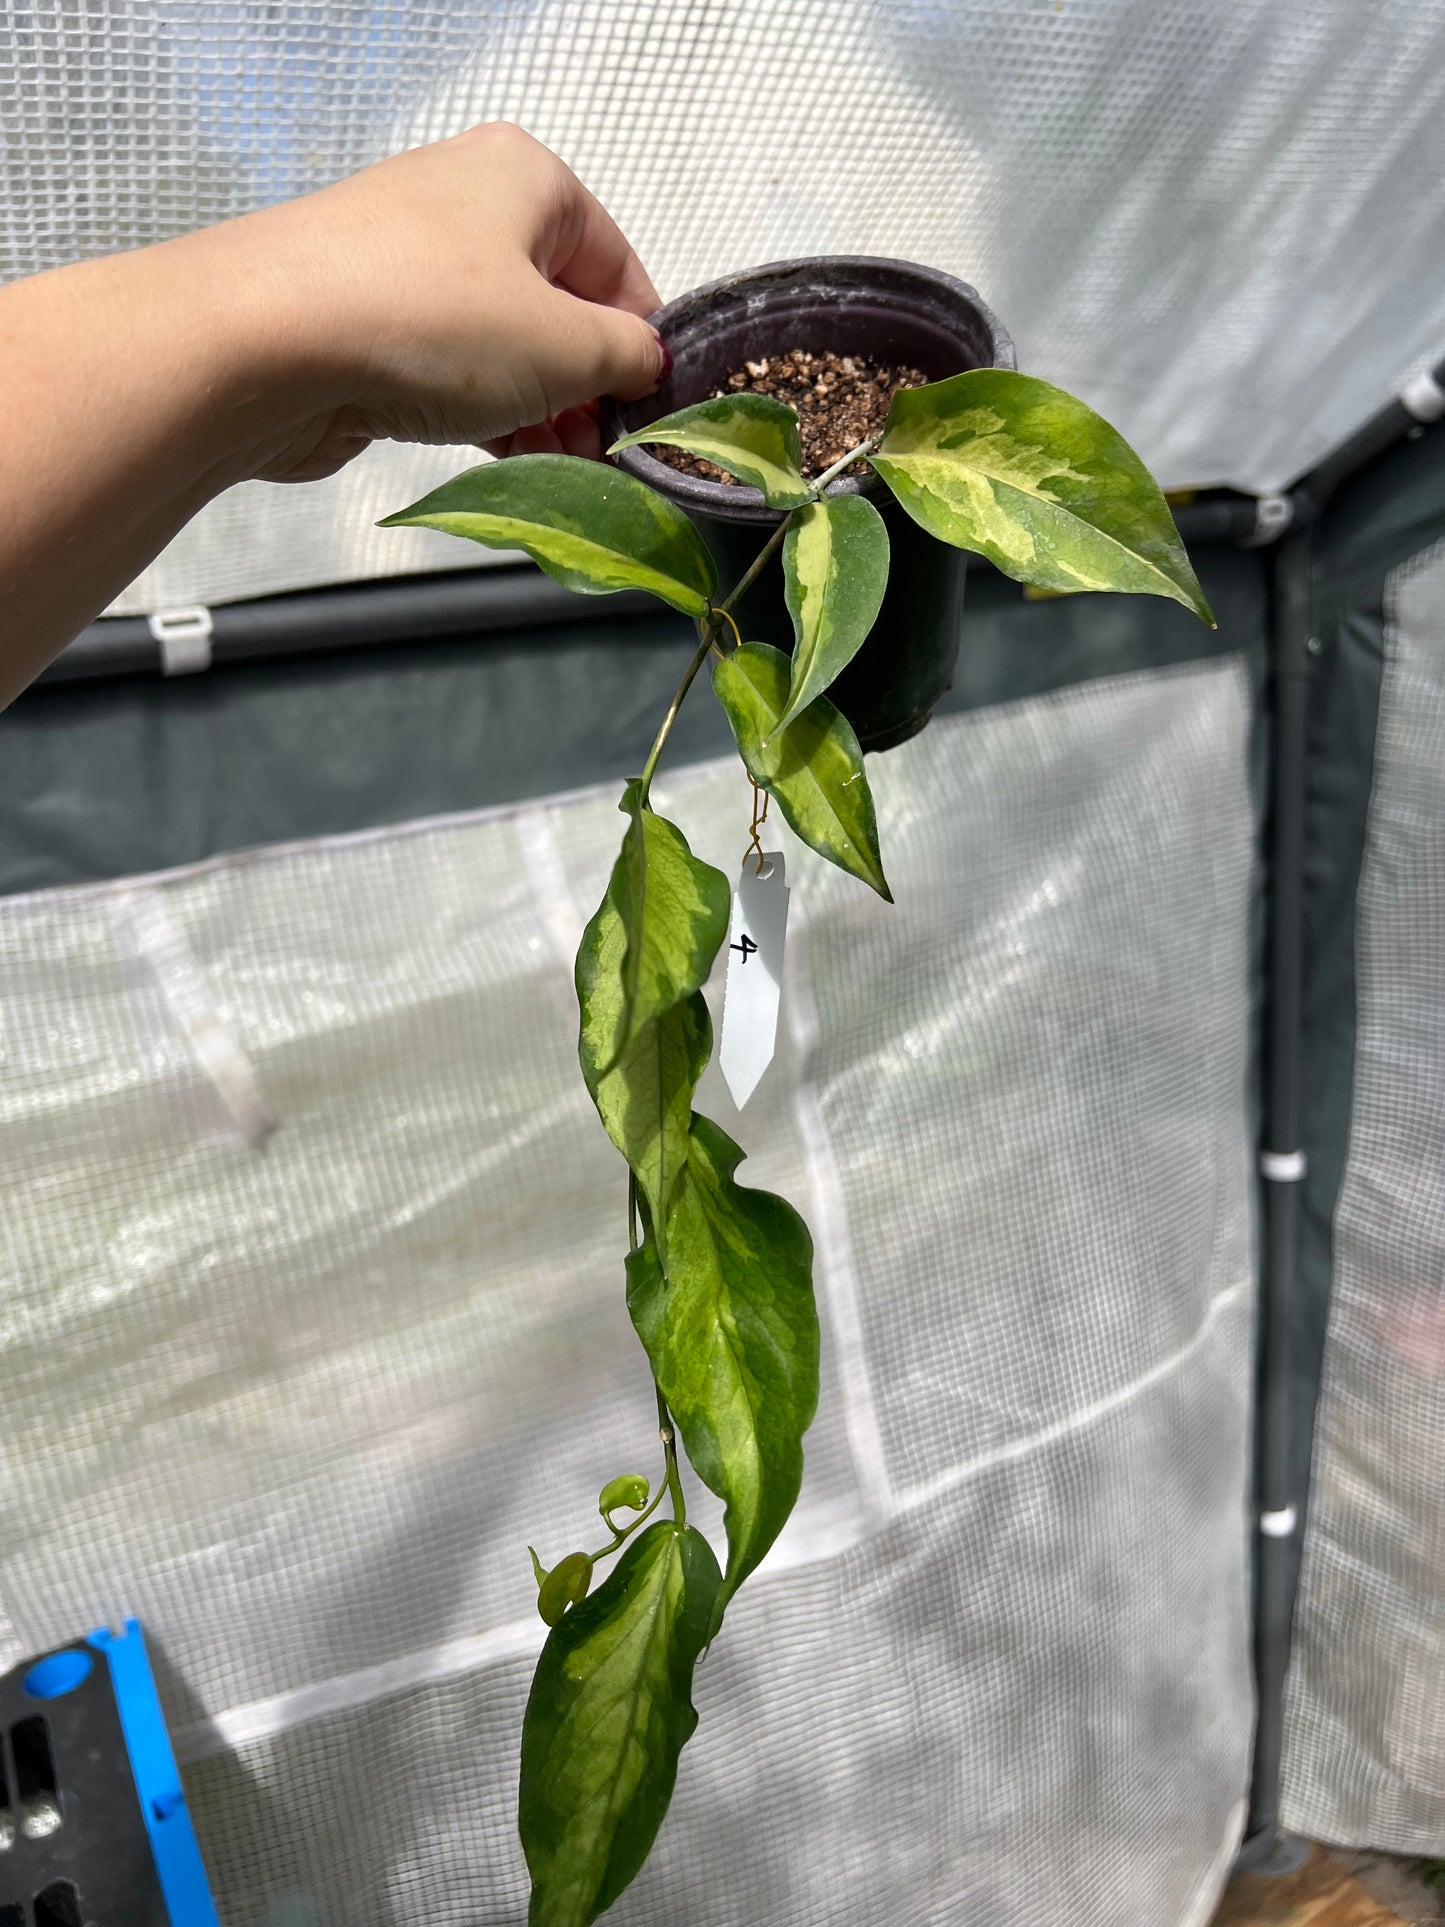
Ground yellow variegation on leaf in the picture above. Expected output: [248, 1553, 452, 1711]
[611, 394, 812, 509]
[869, 369, 1214, 624]
[379, 453, 717, 617]
[776, 494, 890, 734]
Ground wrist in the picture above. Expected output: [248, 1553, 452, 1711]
[153, 206, 360, 487]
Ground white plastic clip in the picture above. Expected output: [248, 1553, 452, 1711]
[1260, 1148, 1307, 1183]
[1400, 368, 1445, 425]
[1241, 493, 1294, 548]
[1260, 1505, 1297, 1539]
[148, 606, 214, 675]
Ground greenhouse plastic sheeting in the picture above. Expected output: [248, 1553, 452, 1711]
[0, 661, 1256, 1925]
[1281, 540, 1445, 1854]
[5, 0, 1445, 611]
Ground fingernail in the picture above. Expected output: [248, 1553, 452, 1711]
[654, 333, 673, 383]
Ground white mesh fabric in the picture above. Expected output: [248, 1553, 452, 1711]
[4, 1, 1445, 611]
[1281, 542, 1445, 1854]
[0, 661, 1256, 1925]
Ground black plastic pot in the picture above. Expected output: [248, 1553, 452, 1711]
[604, 256, 1015, 751]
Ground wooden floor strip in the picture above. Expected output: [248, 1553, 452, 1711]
[1211, 1846, 1410, 1926]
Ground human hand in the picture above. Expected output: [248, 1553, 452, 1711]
[223, 122, 665, 483]
[0, 122, 663, 688]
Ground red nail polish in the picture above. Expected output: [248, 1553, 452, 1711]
[656, 336, 673, 382]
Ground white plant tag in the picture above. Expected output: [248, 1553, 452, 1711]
[720, 851, 790, 1110]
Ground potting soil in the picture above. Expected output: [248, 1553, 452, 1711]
[651, 348, 926, 483]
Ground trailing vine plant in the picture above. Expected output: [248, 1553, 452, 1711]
[382, 367, 1213, 1926]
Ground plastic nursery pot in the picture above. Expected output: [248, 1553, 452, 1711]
[603, 256, 1015, 752]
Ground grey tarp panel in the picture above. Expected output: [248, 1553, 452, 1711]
[1284, 425, 1445, 1555]
[0, 658, 1258, 1926]
[0, 551, 1264, 896]
[1281, 421, 1445, 1850]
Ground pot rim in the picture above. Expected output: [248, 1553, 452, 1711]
[603, 255, 1015, 524]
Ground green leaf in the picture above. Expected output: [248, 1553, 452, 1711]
[777, 494, 890, 732]
[537, 1552, 594, 1628]
[712, 643, 891, 901]
[610, 395, 812, 510]
[520, 1520, 720, 1927]
[601, 783, 730, 1071]
[379, 453, 716, 618]
[576, 886, 713, 1242]
[627, 1116, 818, 1614]
[869, 370, 1214, 624]
[598, 1474, 650, 1525]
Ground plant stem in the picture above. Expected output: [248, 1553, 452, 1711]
[656, 1386, 687, 1527]
[627, 1177, 686, 1530]
[718, 522, 790, 618]
[638, 624, 716, 804]
[611, 441, 891, 1544]
[636, 435, 884, 800]
[810, 433, 882, 495]
[589, 1473, 671, 1561]
[716, 434, 881, 622]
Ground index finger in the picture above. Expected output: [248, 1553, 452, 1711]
[545, 170, 660, 319]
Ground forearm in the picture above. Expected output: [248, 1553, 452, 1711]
[0, 225, 320, 702]
[0, 125, 663, 708]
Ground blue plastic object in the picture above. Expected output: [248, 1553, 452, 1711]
[22, 1648, 94, 1699]
[87, 1620, 220, 1927]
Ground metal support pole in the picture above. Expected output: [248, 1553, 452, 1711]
[37, 497, 1261, 689]
[1237, 527, 1313, 1876]
[36, 567, 665, 686]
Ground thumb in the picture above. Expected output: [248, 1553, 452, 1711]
[539, 285, 667, 410]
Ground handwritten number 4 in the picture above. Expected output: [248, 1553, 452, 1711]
[730, 933, 758, 965]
